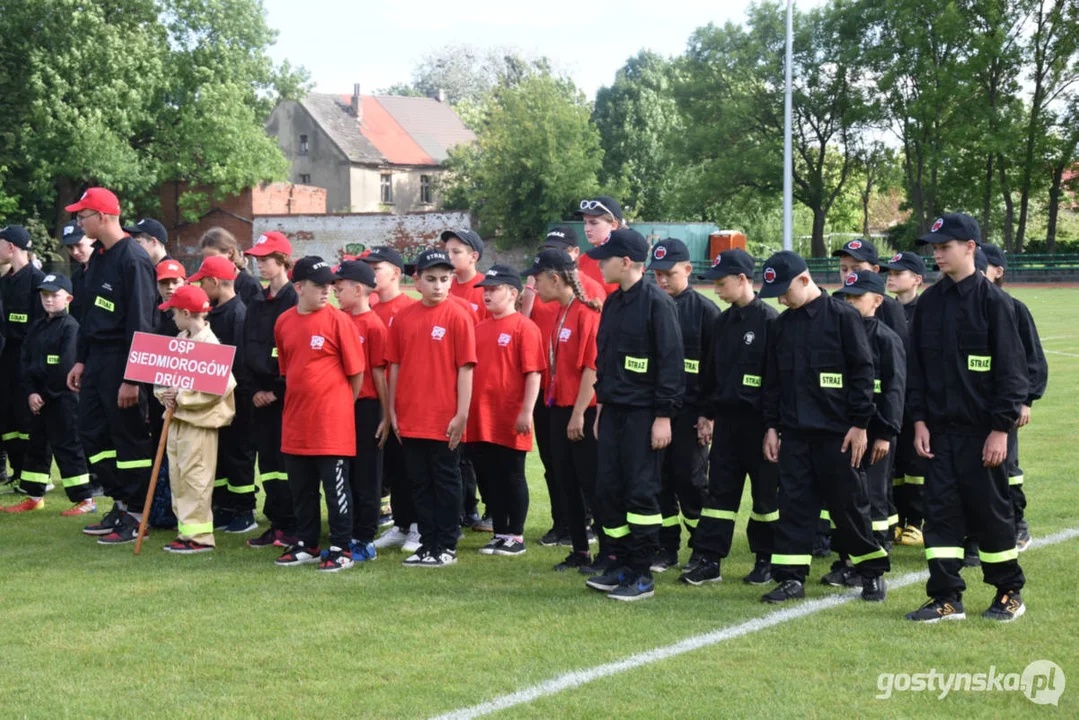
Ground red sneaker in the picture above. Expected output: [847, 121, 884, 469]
[60, 499, 97, 516]
[4, 497, 44, 513]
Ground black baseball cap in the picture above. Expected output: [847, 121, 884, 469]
[833, 270, 886, 297]
[832, 238, 879, 264]
[38, 272, 73, 294]
[918, 213, 981, 245]
[414, 247, 454, 272]
[576, 196, 623, 222]
[757, 250, 809, 299]
[122, 218, 168, 245]
[335, 260, 376, 288]
[363, 246, 404, 269]
[61, 221, 85, 246]
[585, 228, 649, 262]
[542, 225, 579, 250]
[0, 225, 32, 250]
[880, 251, 926, 277]
[981, 243, 1006, 269]
[700, 248, 755, 280]
[292, 256, 337, 284]
[441, 228, 484, 258]
[476, 264, 523, 291]
[522, 248, 575, 276]
[975, 247, 989, 273]
[647, 238, 691, 271]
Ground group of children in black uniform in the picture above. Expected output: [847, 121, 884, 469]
[0, 189, 1047, 619]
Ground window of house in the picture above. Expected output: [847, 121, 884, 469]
[299, 134, 309, 155]
[420, 175, 432, 204]
[299, 173, 311, 184]
[380, 173, 393, 203]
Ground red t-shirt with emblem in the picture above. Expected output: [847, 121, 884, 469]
[450, 272, 487, 321]
[467, 313, 546, 451]
[530, 271, 605, 392]
[542, 300, 600, 409]
[275, 305, 365, 456]
[372, 292, 416, 329]
[577, 253, 619, 297]
[385, 298, 477, 442]
[348, 309, 388, 401]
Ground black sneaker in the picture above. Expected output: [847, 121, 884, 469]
[682, 552, 703, 575]
[246, 527, 283, 548]
[275, 543, 322, 566]
[579, 554, 616, 577]
[213, 509, 236, 531]
[608, 573, 655, 602]
[494, 538, 526, 556]
[479, 537, 504, 555]
[224, 511, 258, 534]
[553, 552, 592, 572]
[649, 550, 679, 574]
[1016, 527, 1032, 552]
[812, 532, 832, 558]
[318, 547, 355, 573]
[861, 575, 887, 602]
[820, 564, 856, 587]
[97, 513, 140, 545]
[471, 514, 493, 532]
[982, 589, 1025, 621]
[83, 504, 124, 536]
[586, 565, 630, 592]
[761, 579, 805, 604]
[679, 558, 722, 586]
[461, 511, 481, 529]
[539, 527, 565, 547]
[743, 555, 773, 585]
[906, 598, 966, 623]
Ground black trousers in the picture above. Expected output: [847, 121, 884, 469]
[0, 349, 31, 482]
[402, 437, 461, 553]
[772, 431, 889, 582]
[893, 418, 926, 528]
[1006, 426, 1026, 532]
[470, 442, 528, 535]
[460, 446, 480, 520]
[658, 412, 707, 554]
[21, 392, 92, 502]
[350, 399, 384, 544]
[533, 402, 565, 532]
[595, 405, 664, 575]
[252, 399, 295, 533]
[213, 388, 257, 512]
[864, 433, 895, 547]
[284, 454, 351, 549]
[383, 433, 415, 529]
[694, 413, 778, 560]
[549, 405, 601, 555]
[78, 347, 152, 509]
[923, 431, 1025, 601]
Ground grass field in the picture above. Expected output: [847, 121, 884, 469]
[1, 286, 1076, 719]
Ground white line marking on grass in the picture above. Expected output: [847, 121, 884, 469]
[1044, 350, 1079, 358]
[432, 526, 1079, 720]
[1039, 336, 1076, 341]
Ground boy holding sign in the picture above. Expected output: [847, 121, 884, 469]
[154, 285, 237, 553]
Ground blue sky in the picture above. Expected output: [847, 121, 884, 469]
[262, 0, 822, 100]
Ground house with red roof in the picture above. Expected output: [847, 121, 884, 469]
[266, 84, 476, 213]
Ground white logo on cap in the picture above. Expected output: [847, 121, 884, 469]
[255, 234, 268, 245]
[931, 218, 944, 233]
[431, 326, 446, 341]
[744, 331, 755, 345]
[548, 231, 565, 238]
[44, 274, 56, 282]
[310, 335, 325, 350]
[79, 191, 88, 201]
[559, 328, 572, 343]
[312, 261, 327, 270]
[168, 263, 179, 271]
[497, 333, 511, 347]
[63, 226, 74, 236]
[137, 219, 145, 227]
[486, 269, 498, 276]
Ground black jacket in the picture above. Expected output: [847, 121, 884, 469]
[76, 237, 156, 360]
[878, 294, 908, 345]
[244, 282, 297, 395]
[671, 287, 720, 418]
[864, 316, 906, 442]
[595, 277, 684, 416]
[20, 312, 78, 400]
[1011, 295, 1048, 406]
[907, 272, 1027, 433]
[236, 270, 263, 308]
[763, 292, 876, 434]
[209, 295, 250, 388]
[701, 296, 777, 418]
[70, 263, 90, 324]
[0, 263, 46, 360]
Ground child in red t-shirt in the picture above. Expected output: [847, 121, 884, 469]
[333, 260, 389, 563]
[386, 248, 477, 568]
[273, 256, 365, 572]
[442, 229, 487, 321]
[524, 249, 605, 572]
[363, 246, 421, 552]
[467, 265, 545, 556]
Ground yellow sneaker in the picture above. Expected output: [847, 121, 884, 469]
[892, 525, 904, 543]
[899, 525, 924, 546]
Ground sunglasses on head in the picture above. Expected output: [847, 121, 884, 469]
[579, 199, 614, 216]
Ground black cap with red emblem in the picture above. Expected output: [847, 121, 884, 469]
[699, 248, 755, 280]
[647, 238, 691, 271]
[831, 238, 879, 264]
[757, 250, 809, 299]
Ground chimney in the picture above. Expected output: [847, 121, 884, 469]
[351, 83, 362, 120]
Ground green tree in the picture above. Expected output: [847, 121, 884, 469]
[409, 45, 550, 107]
[441, 73, 604, 246]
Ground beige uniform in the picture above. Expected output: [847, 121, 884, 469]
[154, 324, 236, 546]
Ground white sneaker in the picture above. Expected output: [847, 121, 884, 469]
[373, 526, 408, 549]
[402, 524, 422, 553]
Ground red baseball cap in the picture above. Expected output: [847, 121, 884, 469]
[159, 284, 211, 313]
[245, 231, 292, 257]
[188, 255, 238, 283]
[65, 188, 122, 216]
[156, 260, 187, 282]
